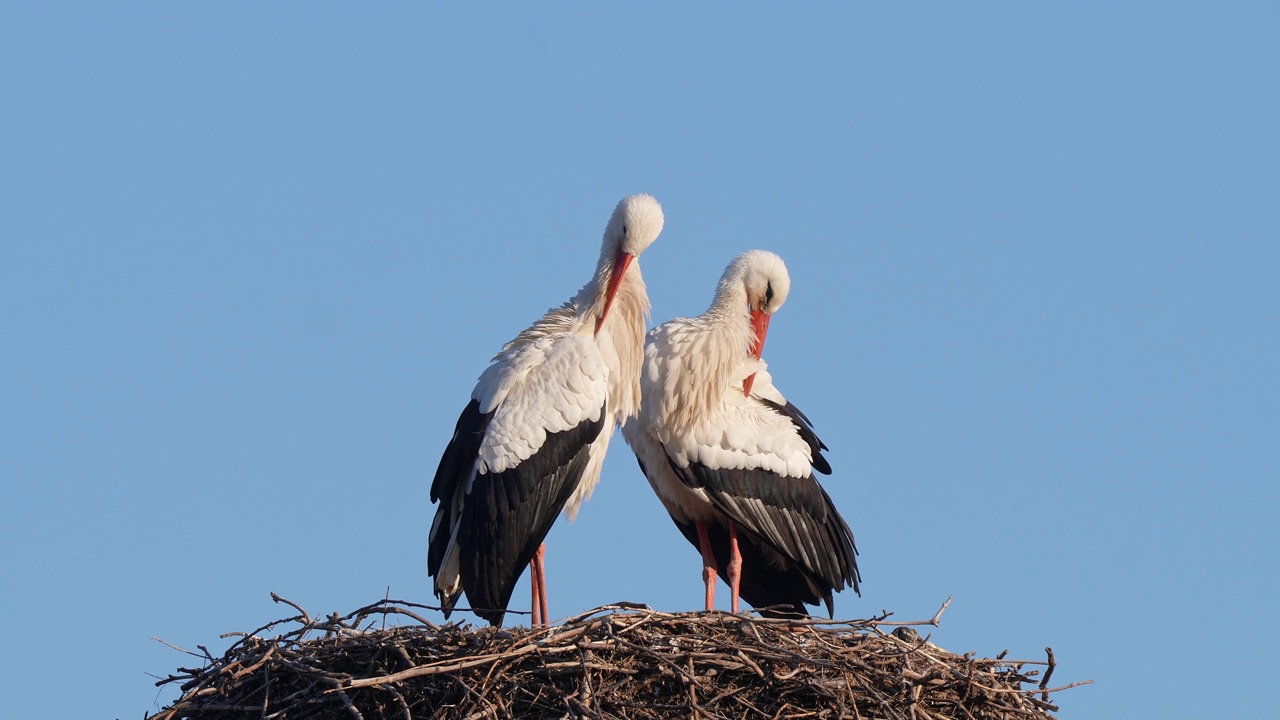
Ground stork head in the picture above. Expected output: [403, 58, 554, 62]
[596, 193, 664, 335]
[715, 250, 791, 395]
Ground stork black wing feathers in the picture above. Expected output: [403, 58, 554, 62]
[670, 394, 861, 603]
[455, 410, 605, 626]
[756, 397, 832, 475]
[427, 399, 492, 581]
[684, 462, 859, 597]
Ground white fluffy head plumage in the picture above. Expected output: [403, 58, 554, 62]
[604, 193, 665, 257]
[713, 249, 791, 315]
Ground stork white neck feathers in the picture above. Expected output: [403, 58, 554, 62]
[652, 250, 792, 436]
[583, 193, 662, 423]
[712, 250, 790, 396]
[590, 193, 663, 333]
[501, 193, 661, 346]
[705, 249, 791, 344]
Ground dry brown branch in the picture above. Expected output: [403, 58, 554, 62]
[1039, 647, 1057, 702]
[875, 595, 953, 627]
[148, 596, 1089, 720]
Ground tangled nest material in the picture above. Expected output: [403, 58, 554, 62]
[149, 594, 1087, 720]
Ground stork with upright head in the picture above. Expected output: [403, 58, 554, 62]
[623, 250, 860, 617]
[428, 194, 664, 627]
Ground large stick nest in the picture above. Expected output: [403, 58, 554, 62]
[149, 595, 1086, 720]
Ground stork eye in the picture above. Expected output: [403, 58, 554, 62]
[764, 282, 774, 308]
[622, 224, 628, 235]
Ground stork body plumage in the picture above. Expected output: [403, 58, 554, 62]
[622, 250, 860, 617]
[428, 194, 664, 627]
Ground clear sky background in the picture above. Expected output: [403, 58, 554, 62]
[2, 3, 1277, 718]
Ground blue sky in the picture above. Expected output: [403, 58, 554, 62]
[2, 3, 1277, 718]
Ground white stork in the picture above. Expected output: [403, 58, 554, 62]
[622, 250, 860, 617]
[427, 194, 664, 627]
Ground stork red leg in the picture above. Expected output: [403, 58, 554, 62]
[695, 521, 717, 611]
[728, 524, 743, 613]
[529, 547, 544, 627]
[531, 542, 550, 627]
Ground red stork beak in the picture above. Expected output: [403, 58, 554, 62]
[742, 308, 771, 396]
[595, 251, 635, 336]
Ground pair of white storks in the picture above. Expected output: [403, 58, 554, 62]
[426, 194, 860, 627]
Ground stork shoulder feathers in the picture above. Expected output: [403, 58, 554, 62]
[472, 330, 610, 474]
[640, 326, 817, 479]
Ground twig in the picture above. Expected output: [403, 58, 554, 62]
[271, 592, 313, 627]
[150, 637, 205, 659]
[1039, 647, 1056, 701]
[875, 596, 952, 628]
[341, 645, 541, 689]
[331, 683, 366, 720]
